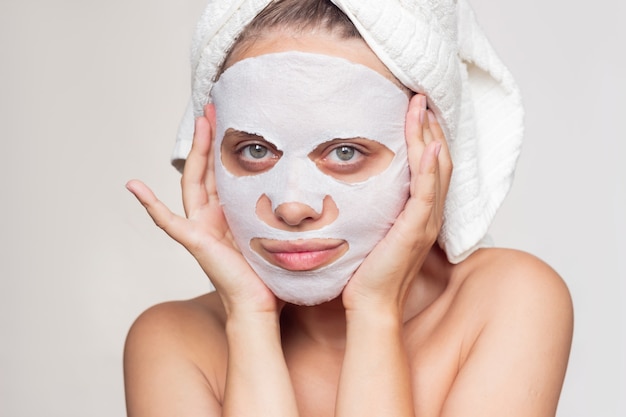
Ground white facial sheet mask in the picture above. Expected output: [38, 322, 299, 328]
[212, 51, 410, 305]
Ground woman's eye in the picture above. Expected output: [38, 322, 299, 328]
[333, 146, 356, 161]
[221, 129, 282, 176]
[309, 138, 394, 183]
[242, 144, 270, 160]
[233, 142, 281, 173]
[326, 145, 363, 164]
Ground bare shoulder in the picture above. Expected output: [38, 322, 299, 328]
[126, 291, 226, 342]
[440, 248, 574, 417]
[454, 248, 573, 321]
[450, 247, 574, 350]
[124, 292, 227, 416]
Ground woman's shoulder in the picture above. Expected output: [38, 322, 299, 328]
[416, 247, 573, 341]
[124, 294, 228, 413]
[125, 291, 227, 351]
[124, 292, 228, 387]
[452, 247, 573, 310]
[406, 248, 573, 415]
[447, 247, 574, 360]
[428, 248, 574, 415]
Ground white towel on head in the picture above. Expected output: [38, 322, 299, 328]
[172, 0, 524, 264]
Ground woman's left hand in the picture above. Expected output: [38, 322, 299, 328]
[342, 94, 452, 316]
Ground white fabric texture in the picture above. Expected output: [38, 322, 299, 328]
[172, 0, 524, 264]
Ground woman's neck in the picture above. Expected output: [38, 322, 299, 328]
[280, 245, 453, 349]
[281, 297, 348, 350]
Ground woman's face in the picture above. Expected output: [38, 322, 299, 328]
[211, 32, 411, 305]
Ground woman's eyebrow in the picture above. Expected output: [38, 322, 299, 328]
[224, 128, 266, 141]
[223, 128, 282, 154]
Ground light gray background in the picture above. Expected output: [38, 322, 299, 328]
[0, 0, 624, 416]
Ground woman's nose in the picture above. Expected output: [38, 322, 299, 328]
[274, 201, 321, 226]
[255, 194, 339, 231]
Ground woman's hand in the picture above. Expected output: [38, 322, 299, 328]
[126, 105, 279, 316]
[336, 94, 452, 417]
[342, 94, 453, 316]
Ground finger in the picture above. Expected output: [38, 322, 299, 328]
[422, 112, 434, 145]
[405, 95, 427, 196]
[203, 104, 220, 203]
[405, 94, 427, 144]
[392, 140, 442, 245]
[126, 180, 194, 245]
[426, 110, 453, 202]
[404, 99, 446, 220]
[181, 113, 213, 216]
[409, 140, 442, 221]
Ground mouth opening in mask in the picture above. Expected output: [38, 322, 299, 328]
[250, 238, 349, 272]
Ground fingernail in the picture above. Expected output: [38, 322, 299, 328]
[434, 142, 442, 157]
[419, 108, 425, 124]
[419, 95, 427, 110]
[427, 110, 437, 123]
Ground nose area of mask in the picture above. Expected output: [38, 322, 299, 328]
[265, 156, 326, 214]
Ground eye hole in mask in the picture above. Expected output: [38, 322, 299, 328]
[308, 138, 395, 183]
[221, 128, 395, 183]
[221, 129, 283, 176]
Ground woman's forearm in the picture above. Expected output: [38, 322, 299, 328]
[335, 310, 415, 417]
[223, 313, 299, 417]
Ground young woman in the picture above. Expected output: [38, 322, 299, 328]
[125, 1, 573, 416]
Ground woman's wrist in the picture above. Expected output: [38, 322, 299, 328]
[226, 310, 281, 333]
[345, 305, 404, 335]
[218, 287, 282, 319]
[343, 289, 408, 322]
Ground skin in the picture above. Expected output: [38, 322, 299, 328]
[124, 32, 573, 417]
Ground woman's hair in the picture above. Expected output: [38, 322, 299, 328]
[218, 0, 362, 75]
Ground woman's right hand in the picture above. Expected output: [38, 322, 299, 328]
[126, 104, 279, 316]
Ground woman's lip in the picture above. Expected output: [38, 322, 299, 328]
[251, 238, 348, 271]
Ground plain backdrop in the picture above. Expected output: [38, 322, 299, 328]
[0, 0, 624, 416]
